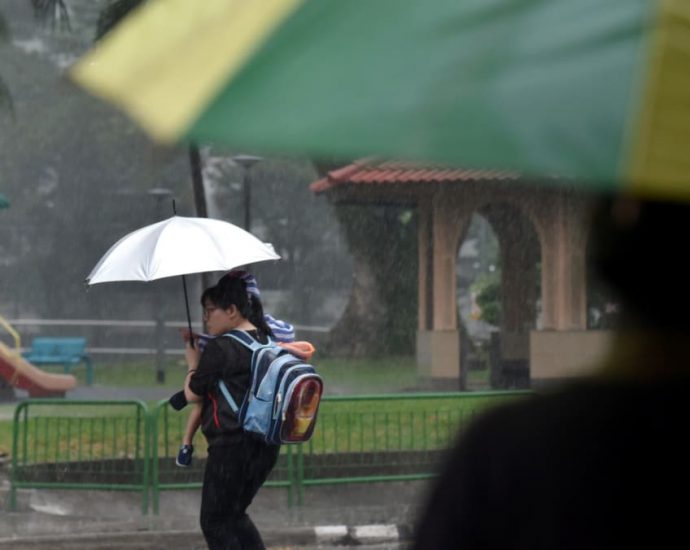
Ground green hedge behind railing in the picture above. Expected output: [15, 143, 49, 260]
[11, 391, 530, 515]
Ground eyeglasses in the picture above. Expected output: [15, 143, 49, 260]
[202, 306, 220, 319]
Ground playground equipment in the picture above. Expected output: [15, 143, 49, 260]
[0, 314, 77, 398]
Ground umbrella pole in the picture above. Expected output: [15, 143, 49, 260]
[181, 274, 195, 349]
[173, 201, 196, 348]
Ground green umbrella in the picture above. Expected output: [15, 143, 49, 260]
[0, 192, 9, 209]
[71, 0, 690, 199]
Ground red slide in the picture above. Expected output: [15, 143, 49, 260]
[0, 341, 77, 398]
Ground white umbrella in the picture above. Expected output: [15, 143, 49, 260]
[86, 215, 280, 339]
[86, 216, 279, 284]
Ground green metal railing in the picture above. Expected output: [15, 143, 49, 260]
[291, 391, 527, 503]
[10, 391, 529, 515]
[9, 399, 150, 514]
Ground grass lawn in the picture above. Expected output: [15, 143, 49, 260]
[62, 355, 422, 395]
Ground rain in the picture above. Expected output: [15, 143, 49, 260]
[1, 1, 687, 549]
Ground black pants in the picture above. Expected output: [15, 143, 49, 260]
[200, 438, 280, 550]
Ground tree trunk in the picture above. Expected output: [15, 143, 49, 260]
[327, 241, 388, 357]
[325, 203, 417, 357]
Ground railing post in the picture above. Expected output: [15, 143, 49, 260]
[150, 400, 164, 516]
[84, 356, 94, 386]
[297, 444, 305, 506]
[140, 401, 150, 516]
[286, 445, 293, 508]
[9, 402, 27, 511]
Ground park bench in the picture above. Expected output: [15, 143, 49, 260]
[22, 337, 94, 385]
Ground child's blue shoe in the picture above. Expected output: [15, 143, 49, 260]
[176, 444, 193, 467]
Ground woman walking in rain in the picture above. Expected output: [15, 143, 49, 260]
[174, 274, 305, 467]
[182, 270, 280, 549]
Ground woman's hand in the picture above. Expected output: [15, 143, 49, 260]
[180, 328, 199, 344]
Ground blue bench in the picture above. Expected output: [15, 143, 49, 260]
[22, 337, 94, 385]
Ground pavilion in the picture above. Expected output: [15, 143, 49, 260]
[312, 158, 613, 387]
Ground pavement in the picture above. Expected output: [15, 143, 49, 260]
[0, 385, 428, 549]
[0, 471, 424, 549]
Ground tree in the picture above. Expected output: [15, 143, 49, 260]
[1, 2, 357, 355]
[472, 272, 501, 326]
[326, 203, 417, 357]
[0, 12, 13, 115]
[1, 0, 72, 124]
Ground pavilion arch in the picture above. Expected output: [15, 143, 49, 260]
[311, 159, 614, 387]
[455, 201, 542, 388]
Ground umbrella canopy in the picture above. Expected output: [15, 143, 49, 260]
[0, 192, 9, 209]
[70, 0, 690, 200]
[86, 215, 280, 284]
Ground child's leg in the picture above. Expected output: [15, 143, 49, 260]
[182, 403, 202, 446]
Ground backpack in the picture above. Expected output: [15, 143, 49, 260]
[218, 329, 323, 445]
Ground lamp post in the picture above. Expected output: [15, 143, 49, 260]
[231, 154, 262, 230]
[148, 187, 173, 384]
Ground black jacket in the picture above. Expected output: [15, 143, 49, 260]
[188, 329, 268, 448]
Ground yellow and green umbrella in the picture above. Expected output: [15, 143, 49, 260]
[71, 0, 690, 199]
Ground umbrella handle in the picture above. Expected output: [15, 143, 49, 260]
[181, 274, 195, 349]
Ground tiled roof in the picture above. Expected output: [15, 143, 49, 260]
[311, 158, 520, 193]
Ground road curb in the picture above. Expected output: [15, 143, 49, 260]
[315, 523, 412, 545]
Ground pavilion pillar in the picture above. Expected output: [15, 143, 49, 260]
[538, 193, 588, 331]
[498, 227, 538, 364]
[416, 189, 471, 385]
[530, 193, 607, 383]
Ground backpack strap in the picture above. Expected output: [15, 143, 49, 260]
[218, 380, 239, 413]
[218, 330, 272, 414]
[223, 329, 273, 351]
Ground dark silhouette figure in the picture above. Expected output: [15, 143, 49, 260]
[413, 196, 690, 549]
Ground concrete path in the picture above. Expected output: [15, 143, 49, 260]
[0, 468, 426, 548]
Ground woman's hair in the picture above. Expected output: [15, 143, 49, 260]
[201, 273, 274, 336]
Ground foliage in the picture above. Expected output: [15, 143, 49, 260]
[0, 11, 13, 116]
[0, 12, 351, 325]
[472, 271, 502, 326]
[95, 0, 142, 41]
[196, 152, 353, 326]
[30, 0, 71, 31]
